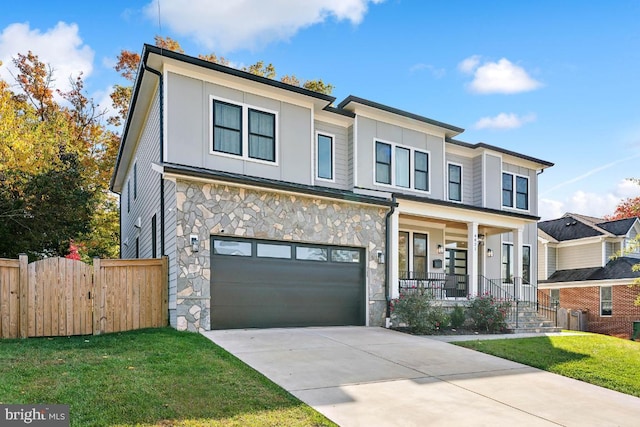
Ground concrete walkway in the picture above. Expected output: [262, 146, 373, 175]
[203, 327, 640, 426]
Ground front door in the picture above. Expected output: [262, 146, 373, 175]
[445, 249, 467, 297]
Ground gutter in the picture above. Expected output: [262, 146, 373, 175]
[143, 63, 166, 257]
[384, 195, 397, 327]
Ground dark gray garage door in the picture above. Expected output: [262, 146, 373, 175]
[211, 237, 366, 329]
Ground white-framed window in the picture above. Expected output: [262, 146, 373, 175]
[210, 96, 278, 164]
[447, 162, 462, 202]
[398, 231, 429, 277]
[374, 140, 429, 192]
[600, 286, 612, 316]
[502, 172, 529, 210]
[316, 132, 334, 181]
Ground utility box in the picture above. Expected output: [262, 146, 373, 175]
[569, 309, 588, 332]
[632, 321, 640, 341]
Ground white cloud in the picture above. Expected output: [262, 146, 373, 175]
[0, 22, 94, 93]
[474, 112, 536, 130]
[539, 179, 640, 221]
[458, 55, 542, 94]
[409, 63, 445, 78]
[145, 0, 384, 52]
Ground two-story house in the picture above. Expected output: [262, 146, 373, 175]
[110, 45, 553, 332]
[538, 213, 640, 338]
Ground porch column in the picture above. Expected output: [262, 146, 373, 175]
[389, 209, 400, 300]
[513, 227, 524, 298]
[467, 221, 479, 296]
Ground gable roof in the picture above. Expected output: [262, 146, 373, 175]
[538, 212, 639, 242]
[542, 257, 640, 283]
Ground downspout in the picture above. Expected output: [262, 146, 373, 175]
[384, 195, 397, 327]
[143, 64, 165, 257]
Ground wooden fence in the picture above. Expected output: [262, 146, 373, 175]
[0, 255, 168, 339]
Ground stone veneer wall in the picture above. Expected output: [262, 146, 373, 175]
[174, 179, 389, 331]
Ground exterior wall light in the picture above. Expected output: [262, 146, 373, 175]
[487, 248, 494, 258]
[376, 250, 385, 264]
[437, 244, 444, 254]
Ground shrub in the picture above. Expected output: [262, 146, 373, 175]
[466, 294, 513, 333]
[391, 291, 449, 334]
[449, 305, 466, 329]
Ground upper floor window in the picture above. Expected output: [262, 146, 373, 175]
[600, 286, 612, 316]
[211, 98, 277, 163]
[414, 151, 429, 191]
[448, 163, 462, 202]
[375, 140, 429, 192]
[503, 172, 529, 210]
[317, 133, 334, 180]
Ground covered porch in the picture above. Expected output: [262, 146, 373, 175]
[388, 197, 538, 302]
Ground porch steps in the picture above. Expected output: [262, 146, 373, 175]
[506, 304, 562, 334]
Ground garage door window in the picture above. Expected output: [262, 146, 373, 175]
[331, 249, 360, 263]
[296, 247, 328, 261]
[257, 243, 291, 259]
[213, 240, 252, 256]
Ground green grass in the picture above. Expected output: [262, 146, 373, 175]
[455, 333, 640, 397]
[0, 328, 336, 427]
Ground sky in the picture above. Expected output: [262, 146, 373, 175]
[1, 0, 639, 221]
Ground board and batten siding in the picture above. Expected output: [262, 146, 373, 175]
[445, 153, 473, 204]
[164, 72, 313, 185]
[557, 242, 603, 270]
[314, 120, 349, 190]
[484, 154, 502, 210]
[347, 124, 354, 189]
[355, 116, 445, 198]
[121, 88, 162, 260]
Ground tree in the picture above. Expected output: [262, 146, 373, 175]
[605, 181, 640, 220]
[0, 52, 118, 260]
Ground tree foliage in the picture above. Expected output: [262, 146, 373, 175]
[0, 52, 118, 260]
[605, 181, 640, 220]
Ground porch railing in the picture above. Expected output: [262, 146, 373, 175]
[399, 271, 468, 300]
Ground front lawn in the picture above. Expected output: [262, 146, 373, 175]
[455, 333, 640, 397]
[0, 328, 335, 427]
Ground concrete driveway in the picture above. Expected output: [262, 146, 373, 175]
[203, 327, 640, 426]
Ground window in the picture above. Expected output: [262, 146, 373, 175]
[213, 240, 252, 256]
[257, 243, 291, 259]
[375, 141, 392, 184]
[600, 286, 612, 316]
[248, 108, 275, 161]
[331, 249, 360, 263]
[448, 163, 462, 202]
[317, 133, 333, 180]
[375, 141, 429, 192]
[413, 233, 428, 274]
[398, 231, 409, 276]
[502, 243, 532, 283]
[151, 214, 157, 258]
[550, 289, 560, 305]
[296, 247, 328, 261]
[133, 162, 137, 200]
[502, 173, 529, 210]
[213, 100, 242, 155]
[395, 146, 410, 188]
[522, 245, 531, 284]
[414, 151, 429, 191]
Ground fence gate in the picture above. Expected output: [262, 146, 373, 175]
[0, 256, 168, 339]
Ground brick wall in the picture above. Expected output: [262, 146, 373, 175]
[539, 285, 640, 339]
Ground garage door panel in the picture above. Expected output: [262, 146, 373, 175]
[211, 238, 365, 329]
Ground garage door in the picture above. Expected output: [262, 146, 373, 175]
[211, 237, 366, 329]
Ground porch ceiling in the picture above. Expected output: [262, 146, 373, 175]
[400, 214, 513, 236]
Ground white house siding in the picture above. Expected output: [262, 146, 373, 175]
[548, 246, 557, 275]
[538, 241, 546, 280]
[314, 120, 349, 190]
[121, 88, 161, 260]
[445, 153, 473, 203]
[472, 155, 483, 207]
[164, 179, 178, 327]
[558, 242, 602, 269]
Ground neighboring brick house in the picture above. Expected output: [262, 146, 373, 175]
[110, 44, 553, 332]
[538, 213, 640, 338]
